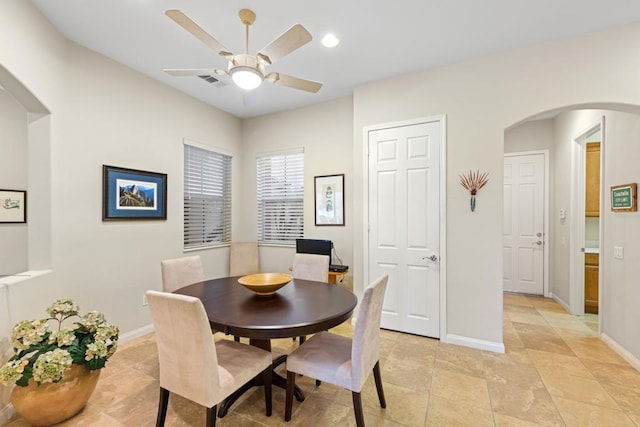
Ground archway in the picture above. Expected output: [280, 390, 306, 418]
[504, 103, 640, 367]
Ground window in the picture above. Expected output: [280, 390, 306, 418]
[257, 150, 304, 244]
[184, 143, 231, 249]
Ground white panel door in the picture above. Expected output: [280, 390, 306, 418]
[503, 153, 545, 295]
[368, 121, 440, 338]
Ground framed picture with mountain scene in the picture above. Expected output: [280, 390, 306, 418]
[102, 165, 167, 221]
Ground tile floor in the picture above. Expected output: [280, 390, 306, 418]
[6, 293, 640, 426]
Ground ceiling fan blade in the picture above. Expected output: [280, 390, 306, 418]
[164, 68, 227, 77]
[271, 73, 322, 93]
[165, 10, 233, 57]
[257, 24, 312, 65]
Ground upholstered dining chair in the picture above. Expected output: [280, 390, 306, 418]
[229, 242, 260, 276]
[284, 275, 389, 427]
[160, 255, 204, 293]
[146, 290, 272, 427]
[161, 255, 240, 342]
[292, 253, 330, 344]
[292, 253, 329, 282]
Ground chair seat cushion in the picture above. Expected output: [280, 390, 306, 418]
[286, 331, 354, 390]
[215, 339, 272, 400]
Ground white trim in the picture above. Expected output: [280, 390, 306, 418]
[439, 115, 447, 342]
[362, 114, 447, 340]
[504, 150, 550, 297]
[119, 324, 154, 343]
[569, 120, 603, 315]
[601, 333, 640, 371]
[600, 333, 640, 371]
[256, 147, 304, 158]
[597, 118, 605, 335]
[446, 334, 505, 353]
[183, 138, 234, 157]
[549, 292, 571, 313]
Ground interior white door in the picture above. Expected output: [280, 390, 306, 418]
[503, 153, 545, 295]
[368, 121, 440, 338]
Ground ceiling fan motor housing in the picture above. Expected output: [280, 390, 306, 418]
[229, 54, 266, 77]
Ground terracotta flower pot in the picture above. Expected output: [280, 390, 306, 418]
[11, 364, 101, 426]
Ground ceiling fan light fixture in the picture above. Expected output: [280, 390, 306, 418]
[231, 66, 263, 90]
[229, 54, 265, 90]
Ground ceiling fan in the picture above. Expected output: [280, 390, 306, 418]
[164, 9, 323, 93]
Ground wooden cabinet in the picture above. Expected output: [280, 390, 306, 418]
[585, 142, 601, 217]
[584, 253, 599, 314]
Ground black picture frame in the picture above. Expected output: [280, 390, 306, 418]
[102, 165, 167, 221]
[0, 189, 27, 223]
[314, 174, 345, 226]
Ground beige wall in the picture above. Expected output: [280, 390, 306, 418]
[504, 119, 554, 153]
[353, 23, 640, 347]
[0, 6, 241, 416]
[0, 90, 28, 275]
[240, 97, 354, 273]
[2, 7, 640, 420]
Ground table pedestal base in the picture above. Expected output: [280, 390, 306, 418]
[217, 339, 305, 418]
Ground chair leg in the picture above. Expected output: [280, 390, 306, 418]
[263, 366, 272, 416]
[315, 379, 321, 387]
[206, 405, 217, 427]
[284, 371, 297, 421]
[234, 336, 240, 342]
[373, 361, 386, 408]
[299, 335, 306, 344]
[352, 391, 365, 427]
[156, 387, 169, 427]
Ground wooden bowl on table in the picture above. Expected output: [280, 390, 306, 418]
[238, 273, 293, 296]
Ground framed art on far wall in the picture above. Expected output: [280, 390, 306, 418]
[314, 174, 345, 226]
[102, 165, 167, 221]
[0, 189, 27, 223]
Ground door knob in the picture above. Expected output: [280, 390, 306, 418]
[422, 255, 439, 262]
[533, 241, 543, 246]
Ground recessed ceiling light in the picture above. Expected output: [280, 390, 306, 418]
[321, 33, 340, 48]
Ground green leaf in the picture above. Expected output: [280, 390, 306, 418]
[87, 358, 106, 370]
[15, 367, 33, 387]
[67, 344, 85, 365]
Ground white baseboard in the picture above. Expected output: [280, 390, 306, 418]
[446, 334, 505, 354]
[549, 293, 571, 313]
[119, 324, 154, 343]
[601, 333, 640, 371]
[0, 402, 15, 425]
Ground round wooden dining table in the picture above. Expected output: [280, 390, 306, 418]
[174, 275, 357, 417]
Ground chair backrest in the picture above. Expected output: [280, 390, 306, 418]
[146, 290, 220, 407]
[229, 242, 260, 276]
[292, 253, 329, 282]
[160, 255, 204, 293]
[350, 274, 388, 391]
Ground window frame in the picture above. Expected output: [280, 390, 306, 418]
[256, 149, 304, 245]
[183, 142, 232, 250]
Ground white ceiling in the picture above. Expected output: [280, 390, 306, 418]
[31, 0, 640, 119]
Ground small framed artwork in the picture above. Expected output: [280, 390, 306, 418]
[0, 189, 27, 223]
[314, 174, 345, 226]
[102, 165, 167, 221]
[610, 183, 637, 212]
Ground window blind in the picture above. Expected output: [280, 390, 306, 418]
[184, 144, 232, 249]
[257, 151, 304, 244]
